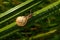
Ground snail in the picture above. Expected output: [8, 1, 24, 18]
[16, 11, 32, 26]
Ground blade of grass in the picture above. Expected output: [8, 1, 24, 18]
[29, 29, 57, 40]
[0, 22, 16, 32]
[0, 0, 33, 18]
[33, 0, 60, 16]
[0, 29, 19, 39]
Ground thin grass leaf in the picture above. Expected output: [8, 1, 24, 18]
[29, 29, 57, 40]
[0, 29, 19, 39]
[0, 22, 16, 32]
[33, 0, 60, 16]
[0, 0, 33, 18]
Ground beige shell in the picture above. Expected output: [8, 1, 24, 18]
[16, 13, 32, 26]
[16, 16, 27, 26]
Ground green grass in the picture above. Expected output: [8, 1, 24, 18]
[0, 0, 60, 40]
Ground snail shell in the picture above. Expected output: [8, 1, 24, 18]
[16, 14, 32, 26]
